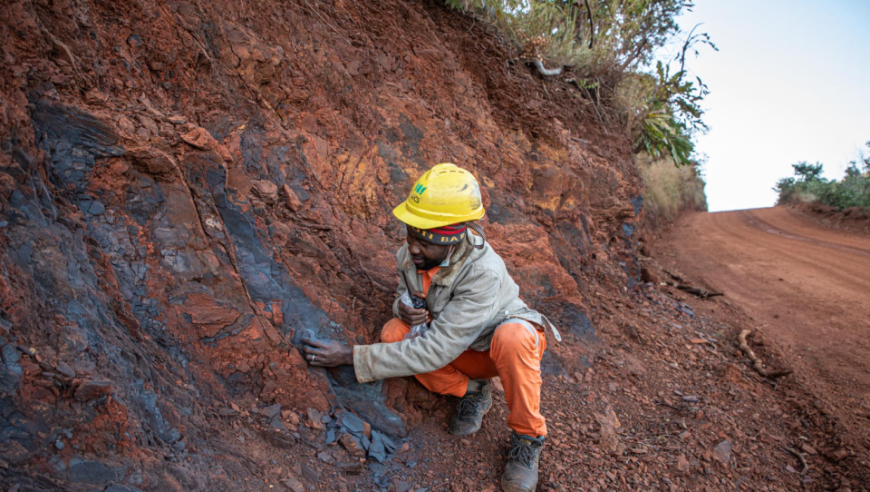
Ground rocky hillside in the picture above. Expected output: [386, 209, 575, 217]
[0, 0, 648, 489]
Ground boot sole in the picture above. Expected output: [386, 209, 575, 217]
[501, 476, 536, 492]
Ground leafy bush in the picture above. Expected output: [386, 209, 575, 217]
[774, 144, 870, 210]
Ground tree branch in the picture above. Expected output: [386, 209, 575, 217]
[532, 59, 563, 77]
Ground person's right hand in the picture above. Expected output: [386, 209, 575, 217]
[399, 292, 429, 326]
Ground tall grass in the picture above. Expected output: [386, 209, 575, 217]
[636, 152, 707, 227]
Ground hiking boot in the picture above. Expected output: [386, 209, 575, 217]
[448, 379, 492, 436]
[502, 432, 544, 492]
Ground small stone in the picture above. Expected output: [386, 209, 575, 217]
[339, 434, 365, 458]
[71, 360, 95, 377]
[270, 419, 287, 432]
[785, 464, 797, 473]
[261, 403, 282, 420]
[55, 361, 76, 379]
[340, 412, 365, 435]
[281, 410, 299, 426]
[181, 127, 219, 152]
[800, 443, 817, 455]
[282, 184, 303, 212]
[88, 201, 105, 215]
[300, 464, 320, 482]
[74, 380, 114, 402]
[253, 180, 279, 203]
[712, 440, 732, 464]
[829, 448, 848, 462]
[307, 408, 324, 430]
[676, 454, 690, 474]
[368, 432, 387, 462]
[317, 451, 334, 464]
[280, 476, 304, 492]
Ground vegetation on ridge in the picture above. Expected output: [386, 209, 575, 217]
[445, 0, 715, 167]
[445, 0, 712, 225]
[774, 142, 870, 210]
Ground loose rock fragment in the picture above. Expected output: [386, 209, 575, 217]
[339, 433, 365, 458]
[712, 440, 732, 464]
[74, 380, 114, 402]
[280, 476, 304, 492]
[261, 403, 282, 420]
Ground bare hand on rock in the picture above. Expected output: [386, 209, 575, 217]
[301, 337, 354, 367]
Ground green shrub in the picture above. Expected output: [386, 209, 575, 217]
[774, 146, 870, 210]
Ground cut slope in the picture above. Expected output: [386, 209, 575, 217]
[0, 0, 641, 489]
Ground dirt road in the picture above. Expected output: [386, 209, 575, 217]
[657, 207, 870, 444]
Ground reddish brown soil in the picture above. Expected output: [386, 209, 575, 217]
[0, 0, 866, 490]
[653, 206, 870, 489]
[786, 203, 870, 235]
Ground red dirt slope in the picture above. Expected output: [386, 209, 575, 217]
[0, 0, 640, 489]
[0, 0, 864, 490]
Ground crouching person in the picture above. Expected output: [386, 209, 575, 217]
[302, 163, 560, 492]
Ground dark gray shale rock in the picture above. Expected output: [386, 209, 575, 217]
[0, 100, 407, 488]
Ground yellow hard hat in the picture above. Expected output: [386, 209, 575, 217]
[392, 163, 485, 229]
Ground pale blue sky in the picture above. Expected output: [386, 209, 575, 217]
[669, 0, 870, 212]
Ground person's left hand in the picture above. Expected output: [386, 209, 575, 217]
[301, 337, 354, 367]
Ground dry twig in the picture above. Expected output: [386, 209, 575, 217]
[738, 329, 793, 379]
[784, 446, 809, 475]
[665, 281, 724, 298]
[531, 59, 563, 76]
[662, 269, 724, 298]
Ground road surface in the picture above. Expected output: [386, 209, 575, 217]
[657, 207, 870, 440]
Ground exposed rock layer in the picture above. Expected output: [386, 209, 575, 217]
[0, 0, 641, 488]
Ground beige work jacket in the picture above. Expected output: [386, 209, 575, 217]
[353, 235, 559, 383]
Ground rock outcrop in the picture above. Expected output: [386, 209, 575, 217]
[0, 0, 641, 489]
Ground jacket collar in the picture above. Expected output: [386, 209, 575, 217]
[401, 234, 481, 288]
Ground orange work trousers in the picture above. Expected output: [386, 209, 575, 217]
[381, 318, 547, 437]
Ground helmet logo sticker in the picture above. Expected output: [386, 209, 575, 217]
[414, 184, 427, 195]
